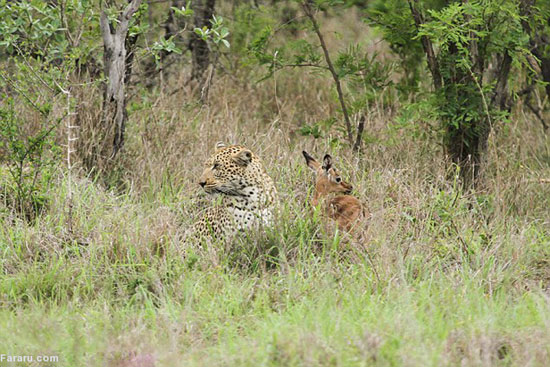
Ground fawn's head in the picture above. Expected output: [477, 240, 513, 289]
[302, 151, 353, 197]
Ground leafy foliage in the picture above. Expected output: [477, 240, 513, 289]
[366, 0, 536, 184]
[0, 97, 60, 219]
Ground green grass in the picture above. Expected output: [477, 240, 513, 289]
[1, 258, 549, 366]
[1, 156, 549, 366]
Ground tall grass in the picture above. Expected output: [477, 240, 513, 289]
[1, 16, 550, 366]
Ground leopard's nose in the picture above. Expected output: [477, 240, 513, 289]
[199, 181, 206, 188]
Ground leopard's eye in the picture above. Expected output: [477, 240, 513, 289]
[213, 163, 220, 169]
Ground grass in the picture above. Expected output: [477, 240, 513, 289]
[1, 10, 550, 366]
[1, 110, 549, 366]
[1, 253, 550, 366]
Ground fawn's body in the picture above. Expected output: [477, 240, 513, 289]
[302, 151, 364, 232]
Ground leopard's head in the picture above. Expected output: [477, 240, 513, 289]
[198, 142, 261, 196]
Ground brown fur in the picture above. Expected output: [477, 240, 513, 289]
[302, 151, 364, 232]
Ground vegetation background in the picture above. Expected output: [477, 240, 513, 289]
[1, 0, 550, 365]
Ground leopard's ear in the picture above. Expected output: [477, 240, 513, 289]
[215, 141, 226, 150]
[233, 149, 253, 166]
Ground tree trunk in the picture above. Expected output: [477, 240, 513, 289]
[445, 115, 490, 185]
[99, 0, 141, 162]
[409, 0, 513, 187]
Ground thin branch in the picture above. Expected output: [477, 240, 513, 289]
[12, 43, 68, 94]
[283, 63, 329, 70]
[118, 0, 143, 37]
[271, 15, 308, 35]
[59, 0, 75, 47]
[525, 99, 549, 131]
[353, 115, 365, 152]
[302, 1, 354, 145]
[0, 72, 49, 117]
[466, 66, 492, 128]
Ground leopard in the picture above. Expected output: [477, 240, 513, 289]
[188, 142, 278, 242]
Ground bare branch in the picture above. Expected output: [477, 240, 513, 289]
[99, 9, 113, 48]
[284, 63, 329, 70]
[353, 115, 365, 152]
[118, 0, 142, 37]
[302, 1, 354, 145]
[525, 99, 549, 131]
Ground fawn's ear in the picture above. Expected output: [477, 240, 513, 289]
[215, 141, 226, 150]
[322, 154, 333, 171]
[233, 149, 253, 166]
[303, 151, 320, 171]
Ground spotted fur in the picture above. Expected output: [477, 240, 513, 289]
[189, 143, 277, 241]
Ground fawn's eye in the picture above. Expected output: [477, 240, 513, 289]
[335, 177, 341, 183]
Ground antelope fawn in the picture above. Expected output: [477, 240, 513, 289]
[302, 151, 363, 232]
